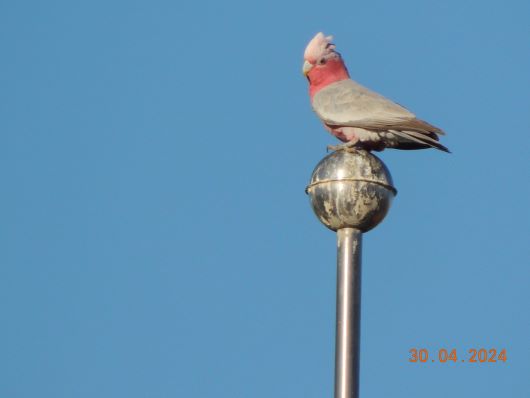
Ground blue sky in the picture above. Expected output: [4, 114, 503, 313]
[1, 0, 529, 397]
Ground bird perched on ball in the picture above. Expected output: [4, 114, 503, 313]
[303, 32, 449, 153]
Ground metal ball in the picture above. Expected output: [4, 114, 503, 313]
[306, 150, 396, 232]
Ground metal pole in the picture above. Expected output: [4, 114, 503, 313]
[335, 228, 362, 398]
[306, 150, 395, 398]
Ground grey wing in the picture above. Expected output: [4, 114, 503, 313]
[312, 79, 444, 135]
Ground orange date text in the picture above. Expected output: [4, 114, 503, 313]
[409, 348, 507, 363]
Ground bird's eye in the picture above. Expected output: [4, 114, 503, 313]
[318, 58, 326, 65]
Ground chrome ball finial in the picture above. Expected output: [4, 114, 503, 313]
[306, 150, 396, 232]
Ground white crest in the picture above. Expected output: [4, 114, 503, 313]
[304, 32, 335, 62]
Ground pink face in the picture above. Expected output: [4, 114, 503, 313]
[306, 58, 347, 84]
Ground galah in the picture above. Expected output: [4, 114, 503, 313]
[303, 32, 449, 152]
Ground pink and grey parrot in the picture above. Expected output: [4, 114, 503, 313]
[303, 32, 448, 152]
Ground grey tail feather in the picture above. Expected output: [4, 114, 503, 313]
[390, 130, 451, 153]
[407, 118, 446, 136]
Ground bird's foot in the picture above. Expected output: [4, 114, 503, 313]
[326, 142, 359, 153]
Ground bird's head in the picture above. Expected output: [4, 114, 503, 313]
[303, 32, 349, 94]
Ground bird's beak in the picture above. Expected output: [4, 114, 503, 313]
[302, 60, 313, 76]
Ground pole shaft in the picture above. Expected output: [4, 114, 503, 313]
[334, 228, 362, 398]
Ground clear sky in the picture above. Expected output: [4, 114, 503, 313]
[1, 0, 529, 397]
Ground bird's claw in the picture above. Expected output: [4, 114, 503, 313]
[327, 143, 358, 153]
